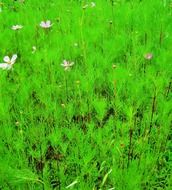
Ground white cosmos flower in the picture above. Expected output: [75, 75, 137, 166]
[40, 20, 53, 29]
[61, 60, 74, 71]
[0, 54, 17, 70]
[11, 25, 23, 30]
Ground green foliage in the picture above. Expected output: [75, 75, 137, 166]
[0, 0, 171, 189]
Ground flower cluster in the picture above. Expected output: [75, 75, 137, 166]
[0, 3, 152, 72]
[11, 20, 53, 31]
[0, 2, 97, 71]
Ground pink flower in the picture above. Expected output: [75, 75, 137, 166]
[144, 53, 153, 60]
[0, 54, 17, 70]
[40, 20, 53, 29]
[61, 60, 74, 71]
[11, 25, 23, 30]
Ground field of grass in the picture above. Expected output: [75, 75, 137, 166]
[0, 0, 172, 189]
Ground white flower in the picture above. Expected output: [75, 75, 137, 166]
[90, 2, 96, 8]
[40, 20, 53, 29]
[32, 46, 37, 54]
[0, 54, 17, 70]
[61, 60, 74, 71]
[11, 25, 23, 30]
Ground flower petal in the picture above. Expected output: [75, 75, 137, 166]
[3, 56, 10, 63]
[63, 60, 68, 66]
[11, 26, 17, 30]
[11, 54, 17, 64]
[40, 21, 46, 27]
[64, 67, 69, 71]
[0, 63, 11, 70]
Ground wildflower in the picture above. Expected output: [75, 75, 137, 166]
[0, 54, 17, 70]
[40, 20, 53, 29]
[144, 53, 153, 60]
[90, 2, 96, 8]
[32, 46, 37, 54]
[61, 60, 74, 71]
[11, 25, 23, 30]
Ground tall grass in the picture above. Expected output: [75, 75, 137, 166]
[0, 0, 171, 189]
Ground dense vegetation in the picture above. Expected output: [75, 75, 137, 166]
[0, 0, 171, 189]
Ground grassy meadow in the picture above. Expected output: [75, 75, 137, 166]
[0, 0, 172, 189]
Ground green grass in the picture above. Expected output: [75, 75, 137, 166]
[0, 0, 171, 189]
